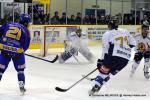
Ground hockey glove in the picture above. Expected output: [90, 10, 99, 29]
[144, 51, 150, 58]
[134, 52, 143, 62]
[97, 59, 103, 69]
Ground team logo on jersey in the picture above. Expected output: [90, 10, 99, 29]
[138, 42, 147, 52]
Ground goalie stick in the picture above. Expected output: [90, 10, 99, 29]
[25, 53, 58, 63]
[55, 68, 98, 92]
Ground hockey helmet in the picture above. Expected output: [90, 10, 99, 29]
[108, 18, 119, 30]
[19, 13, 31, 27]
[141, 21, 149, 38]
[142, 21, 149, 29]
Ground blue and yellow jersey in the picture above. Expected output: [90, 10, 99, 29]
[0, 22, 30, 55]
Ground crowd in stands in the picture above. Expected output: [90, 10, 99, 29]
[33, 11, 150, 25]
[0, 9, 149, 25]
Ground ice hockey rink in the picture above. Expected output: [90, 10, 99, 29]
[0, 46, 150, 100]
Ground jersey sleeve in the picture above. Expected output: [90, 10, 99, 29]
[127, 30, 136, 48]
[0, 24, 6, 38]
[101, 31, 110, 59]
[21, 28, 31, 52]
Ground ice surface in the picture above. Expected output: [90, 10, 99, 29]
[0, 46, 150, 100]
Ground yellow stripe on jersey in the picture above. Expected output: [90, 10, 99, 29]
[0, 43, 24, 53]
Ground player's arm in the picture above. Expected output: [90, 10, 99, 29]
[101, 32, 109, 59]
[127, 31, 136, 48]
[0, 24, 6, 38]
[21, 29, 31, 52]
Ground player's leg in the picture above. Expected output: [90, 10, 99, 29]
[89, 56, 111, 96]
[78, 47, 94, 63]
[12, 53, 26, 94]
[89, 56, 128, 96]
[0, 54, 11, 81]
[58, 47, 78, 63]
[130, 52, 143, 77]
[143, 51, 150, 79]
[89, 65, 110, 96]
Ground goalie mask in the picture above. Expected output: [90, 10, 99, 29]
[76, 28, 82, 37]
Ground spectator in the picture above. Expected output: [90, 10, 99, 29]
[89, 15, 96, 25]
[75, 12, 82, 24]
[51, 17, 60, 24]
[83, 15, 90, 24]
[60, 12, 68, 24]
[123, 16, 130, 25]
[69, 15, 76, 24]
[51, 11, 60, 24]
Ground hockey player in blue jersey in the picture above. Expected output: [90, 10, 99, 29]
[0, 13, 31, 94]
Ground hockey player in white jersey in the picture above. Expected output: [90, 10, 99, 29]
[88, 19, 136, 96]
[58, 28, 94, 63]
[130, 23, 150, 79]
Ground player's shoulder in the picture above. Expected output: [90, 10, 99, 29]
[134, 33, 141, 38]
[7, 22, 25, 29]
[103, 30, 111, 38]
[7, 22, 21, 26]
[70, 31, 76, 36]
[118, 28, 129, 33]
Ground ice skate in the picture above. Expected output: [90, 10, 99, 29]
[144, 72, 150, 79]
[88, 84, 101, 96]
[20, 86, 26, 95]
[19, 81, 26, 95]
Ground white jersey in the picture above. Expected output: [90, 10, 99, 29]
[134, 33, 150, 53]
[65, 31, 88, 49]
[102, 28, 136, 60]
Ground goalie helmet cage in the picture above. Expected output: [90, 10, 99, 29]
[40, 25, 78, 57]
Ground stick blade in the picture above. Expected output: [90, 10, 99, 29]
[55, 87, 68, 92]
[51, 55, 58, 63]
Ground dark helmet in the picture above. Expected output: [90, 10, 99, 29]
[141, 21, 149, 38]
[19, 13, 31, 27]
[142, 21, 149, 29]
[108, 18, 119, 30]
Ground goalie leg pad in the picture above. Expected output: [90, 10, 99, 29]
[79, 48, 94, 62]
[59, 48, 78, 63]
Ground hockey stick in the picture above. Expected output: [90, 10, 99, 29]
[82, 75, 95, 81]
[25, 53, 58, 63]
[69, 51, 79, 62]
[55, 68, 98, 92]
